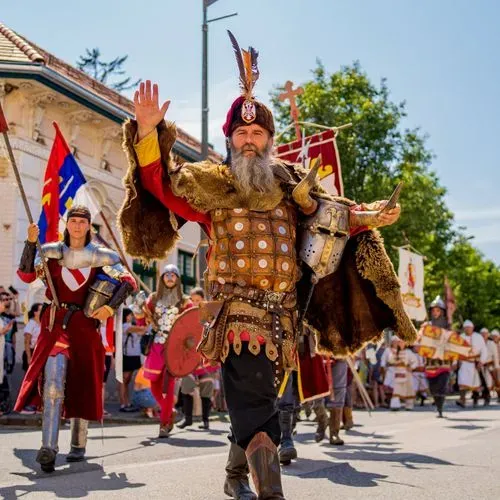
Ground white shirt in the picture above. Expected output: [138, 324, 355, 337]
[23, 319, 41, 349]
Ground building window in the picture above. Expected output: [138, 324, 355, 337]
[133, 260, 157, 292]
[177, 250, 196, 293]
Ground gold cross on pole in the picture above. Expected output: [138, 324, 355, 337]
[278, 80, 304, 140]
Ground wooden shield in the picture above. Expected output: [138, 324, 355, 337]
[164, 307, 204, 377]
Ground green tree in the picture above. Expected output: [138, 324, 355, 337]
[271, 61, 500, 327]
[77, 48, 140, 92]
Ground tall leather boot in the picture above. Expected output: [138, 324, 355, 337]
[224, 442, 257, 500]
[313, 403, 328, 443]
[435, 396, 445, 418]
[278, 410, 297, 465]
[245, 432, 285, 500]
[342, 407, 354, 430]
[177, 394, 193, 429]
[66, 418, 88, 462]
[199, 397, 211, 429]
[456, 390, 467, 408]
[37, 354, 68, 473]
[329, 408, 344, 446]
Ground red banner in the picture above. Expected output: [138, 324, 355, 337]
[0, 102, 9, 133]
[275, 129, 343, 196]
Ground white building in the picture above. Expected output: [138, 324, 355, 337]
[0, 22, 220, 304]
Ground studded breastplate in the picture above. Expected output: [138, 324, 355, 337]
[208, 202, 298, 293]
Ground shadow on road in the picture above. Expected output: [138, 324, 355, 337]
[282, 459, 406, 488]
[2, 450, 144, 499]
[324, 449, 456, 470]
[446, 424, 489, 431]
[139, 436, 226, 448]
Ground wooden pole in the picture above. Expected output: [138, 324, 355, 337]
[98, 210, 152, 294]
[0, 103, 60, 310]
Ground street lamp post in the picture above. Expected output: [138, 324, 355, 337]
[201, 0, 237, 160]
[198, 0, 237, 287]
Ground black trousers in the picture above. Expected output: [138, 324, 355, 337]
[222, 343, 281, 450]
[427, 372, 450, 397]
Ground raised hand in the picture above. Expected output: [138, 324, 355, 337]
[27, 223, 39, 243]
[134, 80, 171, 141]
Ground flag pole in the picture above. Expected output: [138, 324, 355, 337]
[0, 103, 60, 310]
[98, 210, 152, 294]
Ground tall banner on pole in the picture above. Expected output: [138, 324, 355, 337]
[276, 129, 344, 196]
[398, 248, 426, 321]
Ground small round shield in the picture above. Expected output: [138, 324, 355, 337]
[164, 307, 204, 377]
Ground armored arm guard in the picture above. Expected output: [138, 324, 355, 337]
[108, 280, 135, 311]
[84, 262, 136, 317]
[19, 241, 37, 273]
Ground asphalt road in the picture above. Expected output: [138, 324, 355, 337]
[0, 402, 499, 499]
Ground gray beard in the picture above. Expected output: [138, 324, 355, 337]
[156, 285, 182, 308]
[230, 144, 276, 196]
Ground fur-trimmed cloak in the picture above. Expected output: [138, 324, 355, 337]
[118, 120, 416, 355]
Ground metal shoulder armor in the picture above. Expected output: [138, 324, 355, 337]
[61, 242, 120, 269]
[39, 242, 64, 260]
[298, 199, 350, 280]
[34, 242, 64, 279]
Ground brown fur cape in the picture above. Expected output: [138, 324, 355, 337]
[118, 119, 416, 355]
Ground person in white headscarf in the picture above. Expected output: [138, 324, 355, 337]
[457, 320, 488, 407]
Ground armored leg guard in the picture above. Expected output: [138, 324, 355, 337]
[38, 354, 68, 472]
[66, 418, 88, 462]
[224, 442, 257, 500]
[329, 408, 344, 446]
[246, 432, 285, 500]
[313, 402, 328, 443]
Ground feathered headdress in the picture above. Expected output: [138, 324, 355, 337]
[222, 31, 275, 137]
[228, 30, 259, 122]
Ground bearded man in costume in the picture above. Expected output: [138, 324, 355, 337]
[15, 206, 136, 473]
[142, 263, 192, 437]
[119, 32, 415, 500]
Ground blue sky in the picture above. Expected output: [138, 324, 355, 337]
[2, 0, 499, 263]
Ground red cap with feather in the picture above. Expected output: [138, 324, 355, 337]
[222, 31, 275, 137]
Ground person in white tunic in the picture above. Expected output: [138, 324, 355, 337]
[491, 330, 500, 402]
[385, 337, 418, 410]
[480, 328, 499, 405]
[381, 336, 401, 403]
[412, 348, 429, 406]
[457, 320, 488, 407]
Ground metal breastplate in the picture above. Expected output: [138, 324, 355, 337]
[37, 242, 120, 269]
[208, 202, 298, 293]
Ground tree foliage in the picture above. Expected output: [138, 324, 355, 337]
[77, 48, 141, 92]
[271, 61, 500, 329]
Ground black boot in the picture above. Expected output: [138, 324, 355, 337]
[435, 396, 445, 418]
[198, 397, 211, 430]
[66, 446, 86, 462]
[246, 432, 285, 499]
[224, 443, 257, 500]
[278, 409, 297, 465]
[177, 394, 193, 429]
[472, 391, 479, 407]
